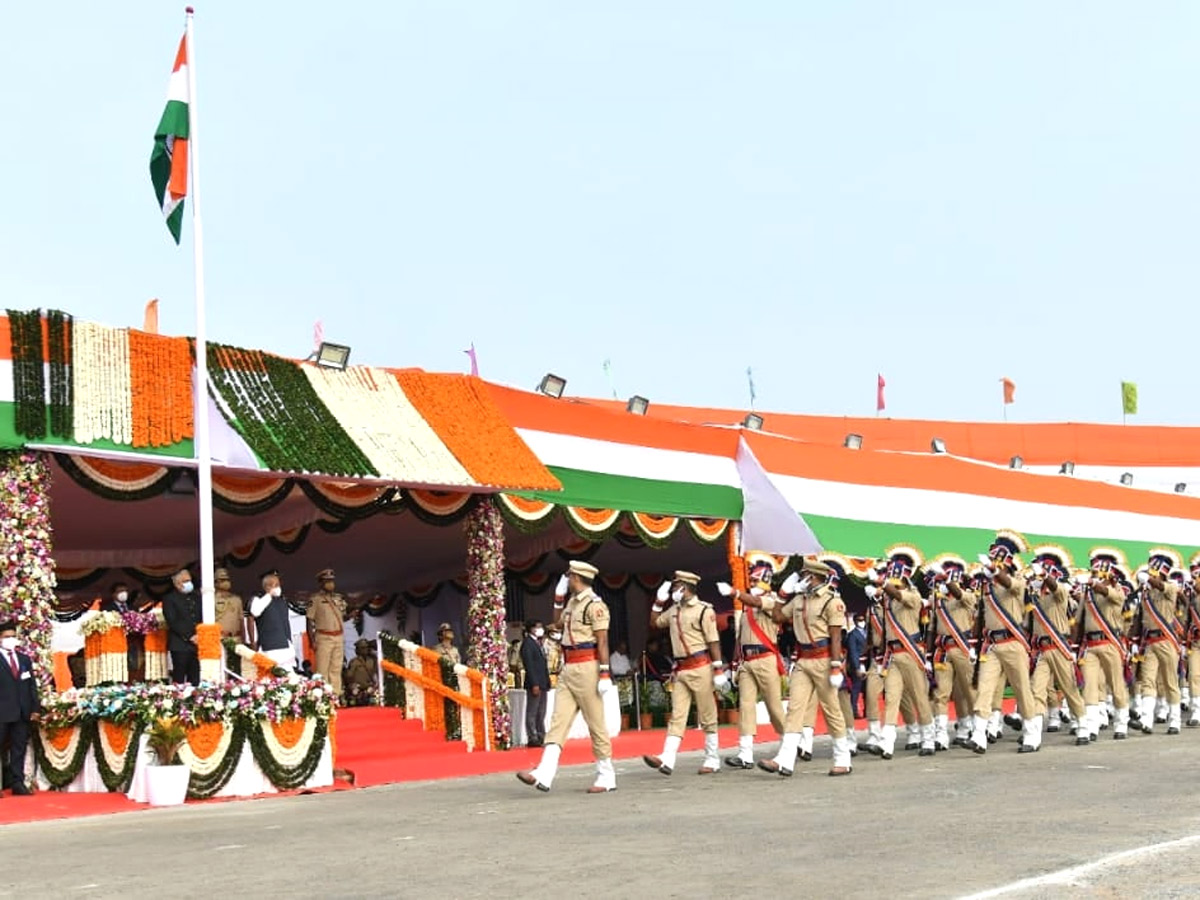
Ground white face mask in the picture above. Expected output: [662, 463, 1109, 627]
[271, 586, 282, 598]
[0, 637, 17, 652]
[116, 591, 128, 603]
[532, 628, 545, 638]
[181, 581, 194, 594]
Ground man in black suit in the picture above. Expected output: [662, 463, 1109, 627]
[0, 619, 41, 796]
[100, 583, 141, 678]
[519, 620, 550, 747]
[162, 567, 201, 685]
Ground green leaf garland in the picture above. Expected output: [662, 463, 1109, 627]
[186, 720, 247, 799]
[7, 309, 47, 439]
[92, 720, 146, 793]
[245, 717, 329, 790]
[46, 309, 72, 439]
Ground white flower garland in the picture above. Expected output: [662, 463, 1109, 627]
[95, 721, 136, 774]
[178, 720, 236, 776]
[39, 724, 84, 771]
[256, 716, 318, 768]
[71, 323, 133, 445]
[301, 366, 473, 485]
[144, 646, 169, 681]
[199, 657, 222, 684]
[455, 664, 476, 752]
[399, 641, 425, 723]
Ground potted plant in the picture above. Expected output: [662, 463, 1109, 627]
[718, 685, 739, 726]
[144, 716, 190, 806]
[647, 679, 669, 728]
[637, 679, 654, 730]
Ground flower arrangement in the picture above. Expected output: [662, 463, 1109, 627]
[0, 451, 58, 695]
[464, 498, 510, 748]
[79, 611, 125, 637]
[127, 330, 193, 447]
[147, 716, 187, 765]
[121, 609, 166, 635]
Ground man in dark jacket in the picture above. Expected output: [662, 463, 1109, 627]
[845, 614, 869, 719]
[162, 567, 201, 685]
[520, 620, 550, 747]
[0, 619, 41, 795]
[250, 569, 295, 671]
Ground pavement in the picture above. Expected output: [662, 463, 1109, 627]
[3, 725, 1200, 899]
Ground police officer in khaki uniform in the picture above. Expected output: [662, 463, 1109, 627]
[1134, 549, 1184, 734]
[925, 556, 978, 750]
[868, 549, 935, 759]
[1185, 556, 1200, 726]
[968, 532, 1040, 754]
[1076, 552, 1132, 740]
[861, 583, 919, 754]
[434, 623, 461, 665]
[214, 568, 244, 640]
[718, 555, 787, 768]
[517, 560, 616, 793]
[1025, 549, 1089, 747]
[643, 571, 728, 776]
[307, 568, 346, 695]
[758, 558, 853, 777]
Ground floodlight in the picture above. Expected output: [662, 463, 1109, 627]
[844, 433, 863, 450]
[931, 438, 947, 454]
[1120, 472, 1134, 487]
[1059, 461, 1075, 475]
[537, 373, 567, 398]
[315, 342, 352, 371]
[1175, 483, 1187, 494]
[626, 395, 650, 416]
[1009, 456, 1023, 469]
[742, 413, 764, 431]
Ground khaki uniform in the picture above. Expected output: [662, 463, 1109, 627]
[544, 639, 562, 685]
[779, 586, 847, 739]
[1029, 583, 1086, 721]
[882, 585, 933, 728]
[930, 587, 978, 725]
[1185, 593, 1200, 715]
[1137, 581, 1182, 707]
[656, 597, 720, 737]
[436, 641, 462, 666]
[215, 589, 245, 640]
[735, 596, 786, 737]
[1079, 586, 1129, 711]
[546, 588, 612, 758]
[973, 574, 1036, 723]
[864, 605, 916, 726]
[307, 590, 346, 694]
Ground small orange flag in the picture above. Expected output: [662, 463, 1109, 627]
[1001, 377, 1016, 405]
[143, 299, 159, 334]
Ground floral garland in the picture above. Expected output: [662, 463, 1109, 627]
[122, 609, 166, 635]
[0, 452, 57, 695]
[128, 330, 193, 447]
[93, 719, 145, 792]
[206, 343, 377, 477]
[302, 365, 473, 485]
[183, 719, 246, 799]
[246, 716, 329, 790]
[7, 309, 48, 439]
[464, 499, 510, 748]
[32, 724, 91, 789]
[71, 321, 134, 445]
[394, 371, 560, 490]
[46, 309, 73, 439]
[195, 623, 223, 683]
[82, 613, 128, 685]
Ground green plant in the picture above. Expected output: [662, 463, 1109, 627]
[147, 716, 187, 766]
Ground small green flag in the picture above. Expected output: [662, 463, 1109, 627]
[1121, 381, 1138, 415]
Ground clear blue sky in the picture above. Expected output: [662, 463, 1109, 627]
[2, 3, 1197, 425]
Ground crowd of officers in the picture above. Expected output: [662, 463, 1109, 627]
[517, 533, 1200, 794]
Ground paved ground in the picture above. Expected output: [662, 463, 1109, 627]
[3, 726, 1200, 899]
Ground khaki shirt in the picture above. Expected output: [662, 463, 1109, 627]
[436, 641, 461, 665]
[736, 595, 781, 649]
[1143, 581, 1180, 633]
[1081, 585, 1125, 635]
[655, 598, 717, 658]
[883, 584, 922, 638]
[982, 575, 1028, 634]
[867, 603, 887, 654]
[307, 590, 346, 635]
[933, 587, 976, 637]
[1030, 583, 1072, 637]
[214, 590, 244, 638]
[544, 640, 563, 674]
[562, 588, 610, 647]
[346, 657, 375, 689]
[781, 586, 846, 644]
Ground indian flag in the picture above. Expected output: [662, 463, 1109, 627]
[149, 35, 189, 244]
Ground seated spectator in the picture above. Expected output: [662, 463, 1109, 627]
[609, 640, 633, 677]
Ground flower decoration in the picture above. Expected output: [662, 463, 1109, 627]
[464, 498, 510, 748]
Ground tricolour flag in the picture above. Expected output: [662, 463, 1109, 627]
[1001, 377, 1015, 405]
[150, 35, 190, 244]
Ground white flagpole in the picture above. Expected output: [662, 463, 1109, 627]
[185, 5, 216, 624]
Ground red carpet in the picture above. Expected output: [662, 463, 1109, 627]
[0, 788, 143, 825]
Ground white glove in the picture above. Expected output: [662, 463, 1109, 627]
[856, 665, 867, 677]
[866, 569, 881, 584]
[1074, 572, 1092, 586]
[597, 676, 613, 697]
[864, 585, 878, 600]
[1130, 642, 1140, 657]
[829, 670, 844, 689]
[1137, 570, 1150, 585]
[1030, 561, 1045, 578]
[936, 583, 948, 597]
[749, 587, 764, 597]
[716, 582, 733, 597]
[555, 574, 569, 598]
[968, 646, 978, 663]
[713, 670, 730, 690]
[926, 563, 943, 577]
[781, 572, 801, 595]
[923, 660, 933, 677]
[656, 581, 671, 603]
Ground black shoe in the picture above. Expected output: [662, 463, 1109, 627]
[1113, 732, 1126, 740]
[969, 741, 987, 755]
[1018, 744, 1038, 754]
[918, 747, 934, 757]
[724, 756, 752, 769]
[1168, 726, 1180, 735]
[1046, 724, 1061, 733]
[10, 784, 32, 796]
[1075, 736, 1090, 746]
[986, 732, 999, 744]
[800, 751, 812, 762]
[881, 751, 893, 760]
[865, 745, 883, 757]
[904, 742, 919, 751]
[1156, 715, 1168, 724]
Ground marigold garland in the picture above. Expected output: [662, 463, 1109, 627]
[270, 717, 307, 750]
[128, 330, 193, 447]
[185, 721, 226, 760]
[393, 371, 560, 490]
[729, 522, 746, 610]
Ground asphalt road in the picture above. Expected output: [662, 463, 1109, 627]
[3, 726, 1200, 900]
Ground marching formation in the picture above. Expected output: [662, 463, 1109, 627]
[516, 532, 1199, 793]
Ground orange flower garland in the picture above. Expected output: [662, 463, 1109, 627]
[728, 523, 746, 610]
[270, 717, 307, 750]
[392, 371, 560, 490]
[102, 721, 131, 756]
[195, 623, 222, 660]
[185, 721, 226, 760]
[144, 630, 168, 653]
[421, 653, 445, 734]
[128, 330, 194, 448]
[47, 727, 76, 753]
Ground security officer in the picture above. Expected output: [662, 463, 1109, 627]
[1026, 549, 1089, 747]
[718, 554, 787, 769]
[1134, 549, 1184, 734]
[969, 532, 1040, 754]
[758, 557, 853, 777]
[925, 556, 978, 750]
[434, 623, 461, 665]
[1186, 555, 1200, 727]
[214, 568, 244, 640]
[644, 571, 728, 776]
[307, 568, 346, 694]
[517, 560, 616, 793]
[862, 573, 920, 754]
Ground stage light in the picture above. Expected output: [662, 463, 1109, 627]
[1009, 456, 1023, 469]
[315, 342, 352, 371]
[1059, 461, 1075, 475]
[1175, 483, 1187, 494]
[931, 438, 947, 454]
[626, 395, 650, 415]
[742, 413, 764, 431]
[1120, 472, 1134, 487]
[536, 373, 567, 398]
[844, 433, 863, 450]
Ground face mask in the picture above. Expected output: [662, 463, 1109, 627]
[533, 628, 545, 638]
[181, 581, 194, 594]
[855, 621, 865, 630]
[116, 591, 128, 603]
[671, 588, 684, 603]
[548, 633, 560, 642]
[271, 586, 282, 598]
[0, 637, 16, 652]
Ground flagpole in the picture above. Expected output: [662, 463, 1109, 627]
[185, 6, 216, 625]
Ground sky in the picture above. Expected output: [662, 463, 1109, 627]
[2, 3, 1198, 426]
